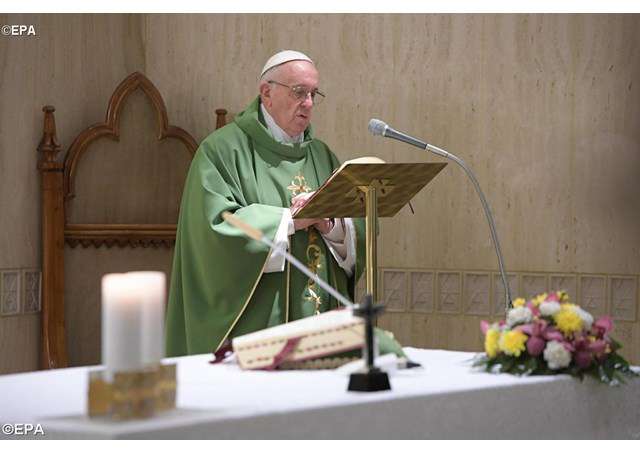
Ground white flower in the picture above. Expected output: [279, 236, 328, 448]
[543, 340, 572, 370]
[506, 306, 533, 327]
[575, 306, 593, 330]
[539, 301, 561, 317]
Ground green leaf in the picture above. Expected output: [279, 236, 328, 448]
[609, 337, 622, 351]
[500, 358, 514, 372]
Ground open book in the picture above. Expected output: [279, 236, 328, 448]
[328, 156, 386, 174]
[232, 309, 365, 370]
[291, 156, 385, 219]
[292, 156, 444, 219]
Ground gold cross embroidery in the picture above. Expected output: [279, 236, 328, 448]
[287, 173, 311, 197]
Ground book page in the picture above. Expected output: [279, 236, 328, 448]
[232, 309, 360, 346]
[291, 156, 385, 217]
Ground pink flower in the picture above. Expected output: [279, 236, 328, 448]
[574, 350, 592, 369]
[592, 316, 613, 338]
[526, 301, 541, 317]
[526, 335, 546, 356]
[571, 335, 609, 369]
[590, 339, 609, 362]
[519, 320, 564, 357]
[546, 292, 559, 302]
[562, 340, 575, 353]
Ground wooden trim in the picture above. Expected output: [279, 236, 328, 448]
[215, 108, 228, 130]
[37, 106, 68, 369]
[64, 224, 177, 248]
[63, 72, 199, 200]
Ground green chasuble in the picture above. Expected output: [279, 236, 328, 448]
[166, 97, 366, 357]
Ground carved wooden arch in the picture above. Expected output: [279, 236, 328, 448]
[64, 71, 198, 201]
[37, 72, 228, 369]
[61, 72, 228, 249]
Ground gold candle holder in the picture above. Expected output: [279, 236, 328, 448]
[88, 363, 177, 420]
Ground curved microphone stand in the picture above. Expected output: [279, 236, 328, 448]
[369, 119, 513, 312]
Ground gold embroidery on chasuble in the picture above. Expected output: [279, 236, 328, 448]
[287, 173, 311, 197]
[286, 173, 325, 315]
[305, 230, 323, 315]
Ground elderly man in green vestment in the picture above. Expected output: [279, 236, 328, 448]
[166, 50, 366, 356]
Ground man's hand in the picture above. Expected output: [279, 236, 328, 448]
[293, 218, 319, 231]
[291, 191, 334, 233]
[293, 217, 334, 233]
[314, 218, 334, 234]
[291, 192, 314, 213]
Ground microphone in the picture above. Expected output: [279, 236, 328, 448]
[368, 118, 513, 310]
[368, 119, 429, 151]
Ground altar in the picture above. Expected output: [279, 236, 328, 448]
[1, 348, 638, 439]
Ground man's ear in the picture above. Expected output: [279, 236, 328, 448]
[259, 81, 272, 108]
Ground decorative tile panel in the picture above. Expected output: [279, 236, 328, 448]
[1, 270, 21, 316]
[550, 274, 577, 301]
[610, 276, 637, 322]
[382, 269, 407, 312]
[579, 275, 607, 317]
[612, 322, 633, 349]
[22, 270, 42, 314]
[463, 273, 490, 315]
[437, 272, 461, 314]
[522, 274, 548, 299]
[493, 273, 518, 316]
[409, 271, 434, 313]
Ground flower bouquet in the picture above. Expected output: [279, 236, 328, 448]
[474, 291, 638, 385]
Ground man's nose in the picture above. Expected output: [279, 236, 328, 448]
[300, 93, 314, 108]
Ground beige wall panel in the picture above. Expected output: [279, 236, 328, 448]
[380, 313, 484, 352]
[0, 315, 40, 374]
[571, 16, 640, 275]
[0, 14, 145, 373]
[143, 14, 263, 142]
[64, 247, 174, 367]
[612, 322, 639, 365]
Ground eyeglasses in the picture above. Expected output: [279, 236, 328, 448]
[268, 80, 326, 105]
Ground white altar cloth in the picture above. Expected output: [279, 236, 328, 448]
[1, 348, 639, 439]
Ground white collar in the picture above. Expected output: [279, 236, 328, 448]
[260, 103, 304, 144]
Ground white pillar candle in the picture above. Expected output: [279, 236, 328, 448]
[128, 271, 166, 366]
[101, 272, 166, 377]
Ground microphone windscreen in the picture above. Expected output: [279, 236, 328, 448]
[368, 118, 387, 136]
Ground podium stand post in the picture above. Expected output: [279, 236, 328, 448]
[361, 185, 378, 303]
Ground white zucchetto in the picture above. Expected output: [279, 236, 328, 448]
[261, 50, 314, 77]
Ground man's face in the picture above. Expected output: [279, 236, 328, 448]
[261, 61, 319, 138]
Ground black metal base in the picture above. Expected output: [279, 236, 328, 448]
[347, 368, 391, 392]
